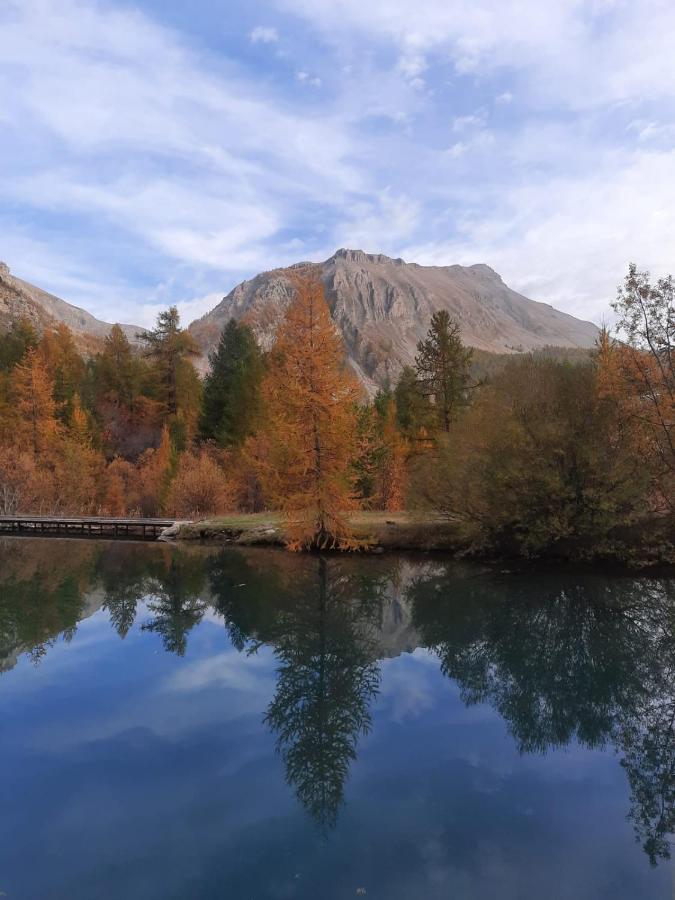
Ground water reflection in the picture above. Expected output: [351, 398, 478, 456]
[209, 552, 390, 827]
[2, 538, 675, 864]
[411, 570, 675, 863]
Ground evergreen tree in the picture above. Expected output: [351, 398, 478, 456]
[0, 317, 38, 372]
[415, 311, 472, 432]
[139, 307, 200, 418]
[95, 325, 140, 408]
[39, 324, 86, 424]
[394, 365, 430, 439]
[199, 319, 263, 448]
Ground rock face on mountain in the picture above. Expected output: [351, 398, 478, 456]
[189, 249, 600, 389]
[0, 262, 140, 348]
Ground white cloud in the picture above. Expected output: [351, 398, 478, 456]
[404, 148, 675, 323]
[249, 25, 279, 43]
[295, 70, 322, 86]
[452, 112, 486, 132]
[164, 649, 274, 695]
[2, 0, 675, 330]
[277, 0, 675, 108]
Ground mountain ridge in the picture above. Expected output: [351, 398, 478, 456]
[1, 251, 600, 388]
[189, 248, 600, 389]
[0, 261, 141, 349]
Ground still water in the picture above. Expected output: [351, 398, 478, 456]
[1, 538, 675, 899]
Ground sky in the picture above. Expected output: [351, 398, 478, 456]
[1, 0, 674, 328]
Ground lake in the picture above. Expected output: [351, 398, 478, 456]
[1, 537, 675, 899]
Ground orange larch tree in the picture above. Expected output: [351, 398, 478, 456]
[11, 348, 61, 457]
[373, 396, 408, 511]
[260, 275, 363, 549]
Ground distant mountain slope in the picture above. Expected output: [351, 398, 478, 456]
[0, 262, 141, 348]
[189, 249, 599, 388]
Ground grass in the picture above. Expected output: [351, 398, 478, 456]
[175, 510, 460, 551]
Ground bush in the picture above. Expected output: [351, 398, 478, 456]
[166, 448, 235, 518]
[410, 356, 652, 559]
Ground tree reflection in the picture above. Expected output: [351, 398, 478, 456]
[0, 541, 215, 664]
[264, 557, 383, 830]
[100, 545, 154, 638]
[140, 551, 209, 656]
[0, 540, 96, 669]
[209, 551, 389, 829]
[411, 569, 675, 864]
[4, 537, 675, 862]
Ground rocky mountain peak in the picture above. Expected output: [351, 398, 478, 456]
[189, 248, 599, 391]
[0, 263, 142, 350]
[332, 248, 405, 266]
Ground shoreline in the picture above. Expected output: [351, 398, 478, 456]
[170, 511, 461, 552]
[171, 511, 675, 571]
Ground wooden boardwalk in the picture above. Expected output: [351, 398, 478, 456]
[0, 515, 176, 540]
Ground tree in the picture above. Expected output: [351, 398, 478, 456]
[411, 355, 651, 559]
[612, 264, 675, 510]
[415, 310, 473, 432]
[260, 275, 363, 549]
[372, 394, 407, 510]
[135, 426, 176, 515]
[11, 348, 60, 457]
[95, 325, 141, 408]
[167, 447, 235, 518]
[0, 317, 38, 373]
[199, 319, 264, 448]
[38, 324, 86, 424]
[139, 306, 200, 421]
[394, 365, 430, 440]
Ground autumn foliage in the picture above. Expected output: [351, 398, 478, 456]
[256, 275, 363, 549]
[0, 261, 672, 559]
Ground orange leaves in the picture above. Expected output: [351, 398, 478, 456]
[258, 275, 363, 550]
[11, 348, 60, 456]
[167, 446, 236, 519]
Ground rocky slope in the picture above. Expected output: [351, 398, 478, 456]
[189, 248, 600, 388]
[0, 262, 141, 349]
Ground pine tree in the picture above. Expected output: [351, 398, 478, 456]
[0, 317, 38, 372]
[139, 307, 200, 419]
[96, 324, 138, 408]
[199, 319, 263, 448]
[39, 324, 86, 423]
[394, 365, 430, 440]
[415, 311, 472, 432]
[261, 275, 362, 549]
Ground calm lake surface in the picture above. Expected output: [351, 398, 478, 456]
[2, 538, 675, 899]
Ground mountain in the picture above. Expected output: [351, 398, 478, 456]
[189, 249, 600, 389]
[1, 251, 601, 387]
[0, 261, 141, 350]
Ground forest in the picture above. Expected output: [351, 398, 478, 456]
[0, 265, 673, 560]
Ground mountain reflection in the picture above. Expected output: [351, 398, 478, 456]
[2, 538, 675, 862]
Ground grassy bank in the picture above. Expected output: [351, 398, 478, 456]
[174, 511, 461, 551]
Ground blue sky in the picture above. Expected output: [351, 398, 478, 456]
[1, 0, 674, 328]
